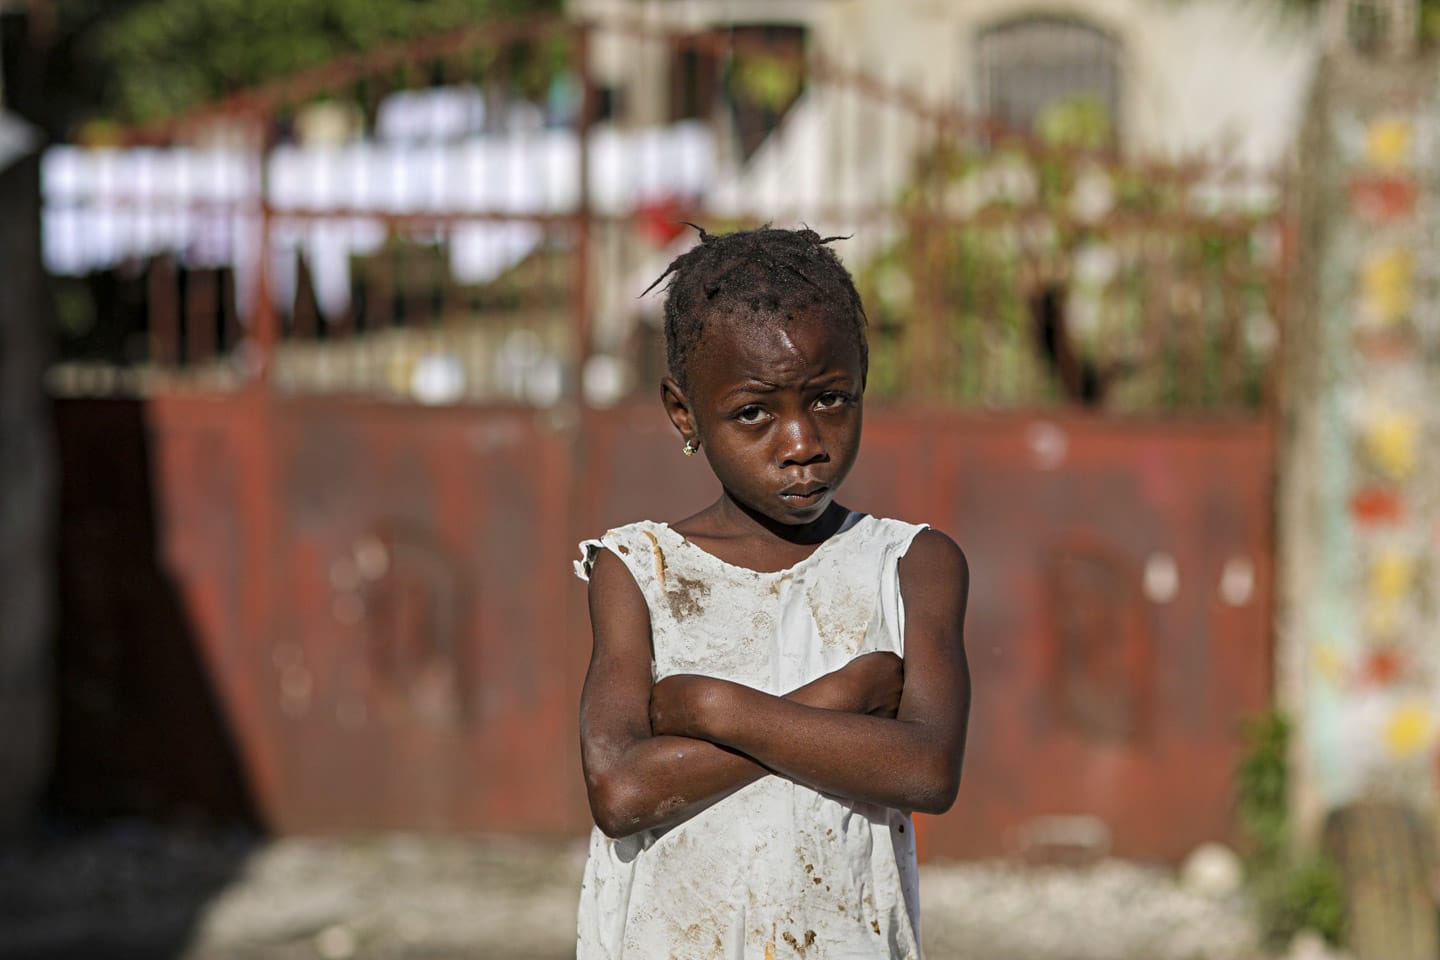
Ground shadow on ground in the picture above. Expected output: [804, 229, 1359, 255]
[0, 820, 262, 960]
[1, 398, 267, 960]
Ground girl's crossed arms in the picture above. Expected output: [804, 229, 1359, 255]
[580, 530, 969, 839]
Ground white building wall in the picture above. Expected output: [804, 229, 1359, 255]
[572, 0, 1319, 356]
[578, 0, 1319, 170]
[1118, 0, 1318, 166]
[820, 0, 1316, 168]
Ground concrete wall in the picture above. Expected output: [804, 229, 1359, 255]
[1280, 51, 1440, 840]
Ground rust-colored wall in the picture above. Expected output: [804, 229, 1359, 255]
[908, 415, 1274, 860]
[55, 396, 1273, 860]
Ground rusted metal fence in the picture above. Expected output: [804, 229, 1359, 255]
[43, 17, 1290, 414]
[43, 16, 1286, 859]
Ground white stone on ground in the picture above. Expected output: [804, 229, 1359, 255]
[1180, 842, 1247, 899]
[0, 825, 1285, 959]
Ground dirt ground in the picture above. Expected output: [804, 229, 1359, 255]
[1, 822, 1284, 960]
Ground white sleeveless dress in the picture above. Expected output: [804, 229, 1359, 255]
[573, 512, 929, 960]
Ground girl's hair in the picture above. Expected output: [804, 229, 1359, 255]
[644, 225, 869, 392]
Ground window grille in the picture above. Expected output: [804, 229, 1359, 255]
[976, 15, 1122, 147]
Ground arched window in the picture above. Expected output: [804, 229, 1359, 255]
[976, 15, 1122, 147]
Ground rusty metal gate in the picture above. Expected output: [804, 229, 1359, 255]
[46, 16, 1288, 860]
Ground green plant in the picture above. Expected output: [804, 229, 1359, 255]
[1235, 710, 1346, 949]
[1253, 859, 1347, 949]
[852, 138, 1277, 411]
[731, 55, 804, 111]
[18, 0, 565, 131]
[1236, 710, 1291, 866]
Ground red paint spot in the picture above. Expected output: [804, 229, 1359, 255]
[635, 197, 692, 246]
[1348, 175, 1419, 222]
[1364, 648, 1405, 685]
[1352, 331, 1415, 359]
[1351, 488, 1405, 525]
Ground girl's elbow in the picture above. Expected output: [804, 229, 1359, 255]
[912, 784, 959, 816]
[910, 757, 963, 815]
[587, 774, 647, 839]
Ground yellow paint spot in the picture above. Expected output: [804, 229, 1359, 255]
[1364, 412, 1419, 479]
[1366, 550, 1415, 636]
[1370, 550, 1415, 602]
[1314, 645, 1346, 684]
[1367, 117, 1414, 169]
[764, 943, 775, 960]
[1361, 248, 1413, 325]
[1384, 702, 1432, 757]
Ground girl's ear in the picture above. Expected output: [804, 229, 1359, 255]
[661, 376, 698, 444]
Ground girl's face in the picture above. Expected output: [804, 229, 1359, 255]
[664, 307, 864, 530]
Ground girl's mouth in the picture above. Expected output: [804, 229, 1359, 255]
[780, 485, 829, 504]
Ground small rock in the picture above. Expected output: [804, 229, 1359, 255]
[315, 923, 357, 960]
[1180, 842, 1245, 898]
[1284, 928, 1354, 960]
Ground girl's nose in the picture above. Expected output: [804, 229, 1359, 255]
[779, 415, 828, 467]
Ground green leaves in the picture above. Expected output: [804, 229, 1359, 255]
[71, 0, 562, 124]
[1236, 710, 1292, 868]
[1235, 710, 1346, 949]
[1035, 94, 1112, 152]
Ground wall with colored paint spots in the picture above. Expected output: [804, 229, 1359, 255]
[1281, 50, 1440, 839]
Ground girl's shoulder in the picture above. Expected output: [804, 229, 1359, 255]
[848, 513, 932, 551]
[849, 516, 965, 582]
[870, 517, 964, 562]
[572, 514, 949, 584]
[572, 519, 670, 583]
[862, 514, 929, 534]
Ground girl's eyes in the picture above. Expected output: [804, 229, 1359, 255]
[732, 393, 851, 423]
[735, 405, 769, 424]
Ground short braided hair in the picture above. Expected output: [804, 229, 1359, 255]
[644, 224, 868, 393]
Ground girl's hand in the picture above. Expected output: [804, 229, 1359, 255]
[650, 674, 731, 739]
[833, 651, 905, 718]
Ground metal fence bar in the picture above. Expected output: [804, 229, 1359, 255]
[40, 16, 1291, 414]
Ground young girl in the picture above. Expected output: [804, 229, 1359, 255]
[573, 226, 970, 960]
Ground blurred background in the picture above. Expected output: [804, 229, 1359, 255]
[1, 0, 1438, 957]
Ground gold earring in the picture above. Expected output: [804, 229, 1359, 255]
[682, 438, 698, 456]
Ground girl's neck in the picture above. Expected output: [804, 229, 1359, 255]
[668, 498, 857, 574]
[711, 495, 851, 547]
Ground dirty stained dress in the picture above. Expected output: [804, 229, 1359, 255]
[573, 512, 929, 960]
